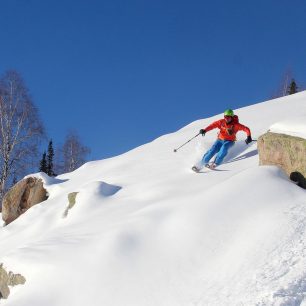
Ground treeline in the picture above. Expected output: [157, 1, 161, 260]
[271, 70, 301, 99]
[39, 134, 90, 177]
[0, 70, 90, 201]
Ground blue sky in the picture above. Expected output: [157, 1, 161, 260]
[0, 0, 306, 160]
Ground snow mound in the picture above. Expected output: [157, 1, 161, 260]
[79, 181, 122, 197]
[269, 115, 306, 139]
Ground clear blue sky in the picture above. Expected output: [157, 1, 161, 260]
[1, 0, 305, 160]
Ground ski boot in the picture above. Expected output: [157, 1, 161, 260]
[209, 163, 217, 170]
[191, 166, 201, 173]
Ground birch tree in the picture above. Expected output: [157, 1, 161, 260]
[0, 70, 44, 200]
[62, 131, 90, 172]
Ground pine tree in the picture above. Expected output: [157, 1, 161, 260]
[47, 140, 55, 176]
[39, 151, 48, 173]
[287, 79, 298, 95]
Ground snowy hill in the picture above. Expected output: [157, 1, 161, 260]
[1, 92, 306, 306]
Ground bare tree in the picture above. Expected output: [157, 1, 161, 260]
[61, 130, 90, 173]
[0, 70, 45, 200]
[280, 70, 292, 97]
[271, 69, 293, 99]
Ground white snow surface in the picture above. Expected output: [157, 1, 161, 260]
[269, 115, 306, 139]
[1, 92, 306, 306]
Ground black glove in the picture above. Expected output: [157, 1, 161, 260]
[245, 136, 252, 144]
[199, 129, 206, 136]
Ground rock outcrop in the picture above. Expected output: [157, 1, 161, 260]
[0, 264, 26, 299]
[63, 192, 79, 217]
[2, 177, 48, 225]
[258, 132, 306, 188]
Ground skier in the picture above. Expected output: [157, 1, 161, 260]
[192, 109, 252, 172]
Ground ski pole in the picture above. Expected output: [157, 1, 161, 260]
[246, 139, 257, 144]
[173, 132, 201, 152]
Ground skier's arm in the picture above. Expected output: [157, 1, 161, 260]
[203, 120, 222, 133]
[237, 123, 251, 136]
[237, 123, 253, 144]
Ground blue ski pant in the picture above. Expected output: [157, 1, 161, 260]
[202, 139, 235, 166]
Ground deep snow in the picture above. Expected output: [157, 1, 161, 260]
[0, 92, 306, 306]
[269, 115, 306, 139]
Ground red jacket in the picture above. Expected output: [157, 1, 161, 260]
[204, 116, 251, 141]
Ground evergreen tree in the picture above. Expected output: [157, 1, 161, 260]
[47, 140, 55, 176]
[39, 151, 48, 173]
[287, 79, 298, 95]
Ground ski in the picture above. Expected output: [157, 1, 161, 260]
[191, 166, 201, 173]
[191, 163, 218, 173]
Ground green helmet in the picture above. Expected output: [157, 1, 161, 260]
[224, 109, 234, 117]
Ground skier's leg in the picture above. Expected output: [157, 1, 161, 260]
[201, 140, 222, 165]
[214, 140, 235, 165]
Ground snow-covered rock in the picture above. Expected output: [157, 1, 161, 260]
[0, 264, 25, 299]
[2, 177, 48, 225]
[258, 131, 306, 188]
[269, 115, 306, 139]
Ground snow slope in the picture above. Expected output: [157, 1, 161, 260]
[1, 92, 306, 306]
